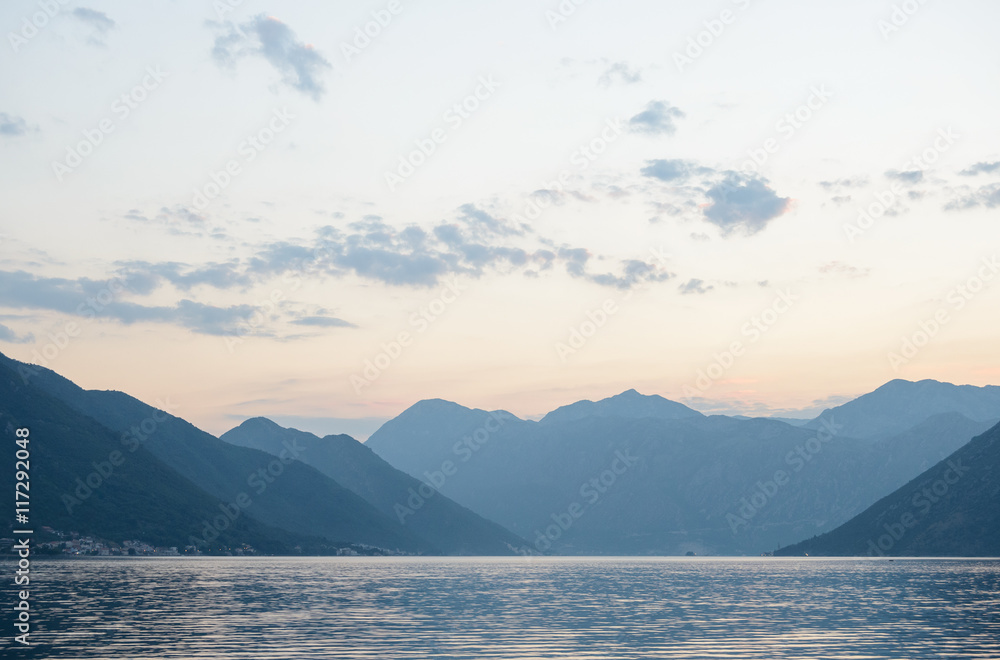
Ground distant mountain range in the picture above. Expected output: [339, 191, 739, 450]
[540, 389, 703, 424]
[803, 378, 1000, 439]
[0, 356, 313, 553]
[220, 418, 524, 554]
[367, 385, 998, 555]
[777, 421, 1000, 556]
[2, 348, 997, 557]
[0, 352, 523, 555]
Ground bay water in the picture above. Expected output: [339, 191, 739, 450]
[3, 556, 998, 658]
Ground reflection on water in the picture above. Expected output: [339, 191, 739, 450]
[2, 557, 998, 658]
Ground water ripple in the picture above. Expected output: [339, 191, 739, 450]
[2, 557, 998, 659]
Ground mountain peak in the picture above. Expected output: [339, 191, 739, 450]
[805, 379, 1000, 439]
[238, 416, 282, 429]
[407, 398, 470, 412]
[540, 389, 703, 424]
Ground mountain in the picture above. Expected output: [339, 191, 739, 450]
[872, 412, 997, 488]
[539, 389, 703, 425]
[803, 379, 1000, 440]
[7, 356, 994, 557]
[221, 417, 525, 554]
[367, 387, 997, 555]
[777, 421, 1000, 556]
[365, 398, 520, 479]
[762, 417, 811, 427]
[0, 356, 331, 553]
[0, 353, 433, 554]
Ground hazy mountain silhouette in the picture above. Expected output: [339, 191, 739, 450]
[5, 350, 996, 557]
[0, 352, 433, 554]
[367, 399, 520, 477]
[221, 417, 526, 554]
[540, 389, 703, 424]
[735, 415, 810, 427]
[368, 386, 997, 555]
[803, 378, 1000, 440]
[872, 412, 996, 486]
[777, 420, 1000, 556]
[0, 356, 335, 553]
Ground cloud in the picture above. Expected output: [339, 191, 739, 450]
[678, 393, 853, 419]
[171, 300, 262, 336]
[641, 159, 700, 182]
[116, 260, 252, 292]
[118, 205, 234, 241]
[959, 161, 1000, 176]
[161, 205, 206, 226]
[289, 315, 355, 328]
[1, 196, 682, 340]
[0, 269, 261, 336]
[338, 243, 455, 285]
[598, 61, 642, 87]
[0, 113, 31, 137]
[0, 323, 33, 344]
[587, 259, 674, 289]
[818, 176, 868, 190]
[212, 15, 331, 100]
[126, 205, 207, 227]
[703, 173, 791, 236]
[267, 210, 667, 289]
[944, 183, 1000, 211]
[531, 188, 567, 206]
[628, 101, 684, 136]
[678, 278, 713, 295]
[101, 203, 677, 296]
[456, 203, 525, 238]
[71, 8, 116, 46]
[885, 169, 924, 184]
[818, 261, 870, 278]
[0, 270, 111, 314]
[243, 214, 531, 288]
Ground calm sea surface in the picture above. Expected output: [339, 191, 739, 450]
[2, 557, 998, 658]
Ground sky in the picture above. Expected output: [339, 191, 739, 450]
[1, 0, 998, 439]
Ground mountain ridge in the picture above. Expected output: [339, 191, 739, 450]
[540, 389, 704, 425]
[0, 352, 436, 554]
[365, 381, 999, 555]
[4, 349, 998, 557]
[776, 420, 1000, 556]
[221, 416, 527, 555]
[803, 378, 1000, 440]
